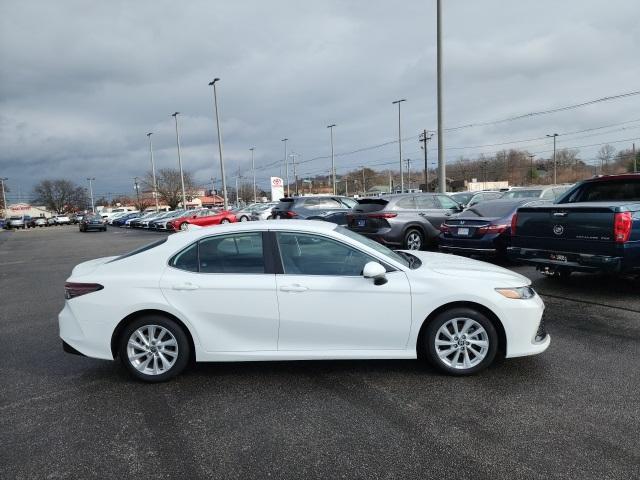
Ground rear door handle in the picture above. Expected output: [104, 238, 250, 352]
[172, 282, 199, 291]
[280, 285, 308, 292]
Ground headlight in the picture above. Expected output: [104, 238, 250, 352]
[495, 286, 536, 299]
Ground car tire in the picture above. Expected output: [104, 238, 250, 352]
[423, 307, 498, 376]
[179, 222, 189, 231]
[220, 218, 230, 224]
[403, 228, 424, 250]
[239, 216, 248, 222]
[119, 316, 190, 383]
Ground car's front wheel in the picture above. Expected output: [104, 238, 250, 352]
[220, 218, 230, 224]
[119, 316, 190, 382]
[239, 215, 248, 222]
[403, 228, 424, 250]
[179, 222, 189, 231]
[424, 307, 498, 375]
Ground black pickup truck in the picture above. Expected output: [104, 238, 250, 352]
[508, 174, 640, 277]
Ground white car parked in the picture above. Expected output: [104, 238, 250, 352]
[59, 221, 549, 382]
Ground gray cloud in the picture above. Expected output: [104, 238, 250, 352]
[1, 0, 639, 202]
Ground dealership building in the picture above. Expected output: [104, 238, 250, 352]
[5, 203, 55, 218]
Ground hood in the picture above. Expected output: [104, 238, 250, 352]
[405, 251, 531, 287]
[71, 256, 118, 277]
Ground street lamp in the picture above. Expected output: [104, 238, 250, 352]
[208, 78, 228, 210]
[86, 177, 95, 212]
[289, 153, 300, 195]
[392, 99, 406, 192]
[327, 124, 336, 194]
[146, 133, 160, 212]
[133, 177, 141, 209]
[250, 147, 257, 203]
[436, 0, 446, 193]
[282, 138, 289, 196]
[0, 177, 7, 216]
[171, 112, 187, 209]
[547, 133, 559, 184]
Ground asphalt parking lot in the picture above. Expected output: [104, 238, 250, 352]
[1, 226, 639, 480]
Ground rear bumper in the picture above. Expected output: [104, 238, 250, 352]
[508, 247, 624, 272]
[440, 245, 497, 255]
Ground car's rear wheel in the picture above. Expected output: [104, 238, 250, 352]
[403, 228, 424, 250]
[119, 316, 190, 382]
[424, 307, 498, 375]
[220, 218, 230, 224]
[239, 216, 248, 222]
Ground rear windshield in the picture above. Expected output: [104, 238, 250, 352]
[352, 199, 388, 213]
[561, 179, 640, 203]
[451, 192, 474, 204]
[460, 202, 520, 218]
[108, 238, 168, 263]
[275, 199, 294, 210]
[501, 189, 543, 199]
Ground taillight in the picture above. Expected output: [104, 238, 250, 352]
[511, 213, 518, 236]
[284, 211, 298, 218]
[477, 224, 508, 234]
[614, 212, 632, 243]
[65, 282, 103, 299]
[440, 223, 450, 233]
[367, 213, 398, 219]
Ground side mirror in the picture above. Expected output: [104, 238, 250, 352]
[363, 261, 388, 286]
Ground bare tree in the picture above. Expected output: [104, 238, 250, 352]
[597, 144, 616, 174]
[144, 168, 198, 210]
[32, 179, 89, 213]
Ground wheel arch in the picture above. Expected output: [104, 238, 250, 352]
[416, 301, 507, 359]
[110, 309, 197, 361]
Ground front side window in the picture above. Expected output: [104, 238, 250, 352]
[277, 232, 375, 276]
[437, 195, 460, 209]
[416, 195, 439, 209]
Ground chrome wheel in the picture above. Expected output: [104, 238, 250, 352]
[405, 231, 422, 250]
[240, 216, 248, 222]
[434, 317, 489, 369]
[126, 325, 179, 376]
[220, 218, 230, 224]
[180, 222, 189, 231]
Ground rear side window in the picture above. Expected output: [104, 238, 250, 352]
[395, 197, 416, 209]
[562, 179, 640, 203]
[416, 195, 439, 209]
[170, 233, 264, 274]
[301, 197, 343, 209]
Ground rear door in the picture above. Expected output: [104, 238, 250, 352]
[416, 195, 449, 231]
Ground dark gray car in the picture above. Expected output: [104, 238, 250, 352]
[347, 193, 462, 250]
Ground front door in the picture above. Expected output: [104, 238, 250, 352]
[274, 232, 412, 351]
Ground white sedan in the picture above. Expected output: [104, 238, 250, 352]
[59, 221, 549, 382]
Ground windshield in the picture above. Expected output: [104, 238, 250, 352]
[336, 226, 411, 268]
[501, 189, 542, 199]
[460, 201, 521, 218]
[451, 192, 474, 204]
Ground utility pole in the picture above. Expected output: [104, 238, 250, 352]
[86, 177, 95, 212]
[405, 159, 412, 190]
[281, 138, 289, 196]
[547, 133, 559, 184]
[146, 133, 159, 212]
[0, 178, 7, 216]
[134, 177, 141, 210]
[419, 130, 433, 192]
[289, 153, 299, 196]
[208, 78, 228, 210]
[361, 166, 366, 194]
[392, 99, 406, 193]
[436, 0, 446, 193]
[528, 154, 535, 185]
[344, 178, 348, 196]
[633, 143, 637, 173]
[250, 147, 257, 203]
[171, 112, 187, 209]
[389, 171, 393, 193]
[327, 124, 336, 194]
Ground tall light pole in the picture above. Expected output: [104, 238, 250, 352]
[419, 130, 433, 192]
[436, 0, 446, 193]
[146, 133, 159, 211]
[327, 124, 336, 194]
[392, 99, 406, 193]
[134, 177, 141, 209]
[86, 177, 95, 212]
[289, 153, 299, 195]
[171, 112, 187, 209]
[281, 138, 289, 196]
[0, 177, 7, 216]
[250, 147, 257, 203]
[547, 133, 559, 184]
[361, 165, 366, 194]
[209, 78, 228, 210]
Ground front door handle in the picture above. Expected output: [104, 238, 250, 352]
[280, 284, 308, 292]
[172, 282, 199, 291]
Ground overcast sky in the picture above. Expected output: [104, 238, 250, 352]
[1, 0, 639, 202]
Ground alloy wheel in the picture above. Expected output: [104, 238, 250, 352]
[434, 317, 489, 369]
[126, 325, 179, 376]
[180, 222, 189, 231]
[405, 231, 422, 250]
[220, 218, 230, 224]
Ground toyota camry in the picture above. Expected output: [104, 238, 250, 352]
[59, 220, 549, 382]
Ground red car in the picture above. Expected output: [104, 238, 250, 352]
[169, 209, 236, 231]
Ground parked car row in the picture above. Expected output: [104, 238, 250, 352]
[107, 208, 238, 232]
[2, 214, 78, 229]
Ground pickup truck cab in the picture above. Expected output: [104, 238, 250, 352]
[508, 174, 640, 276]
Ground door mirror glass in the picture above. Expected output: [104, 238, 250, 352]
[362, 261, 387, 285]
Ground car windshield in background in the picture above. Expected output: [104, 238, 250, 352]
[501, 189, 542, 199]
[562, 178, 640, 202]
[450, 192, 474, 204]
[336, 226, 413, 268]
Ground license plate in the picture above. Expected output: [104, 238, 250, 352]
[457, 227, 469, 236]
[550, 253, 567, 262]
[357, 219, 366, 227]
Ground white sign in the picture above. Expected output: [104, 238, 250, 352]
[270, 177, 284, 202]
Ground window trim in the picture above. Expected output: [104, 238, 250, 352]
[270, 230, 397, 277]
